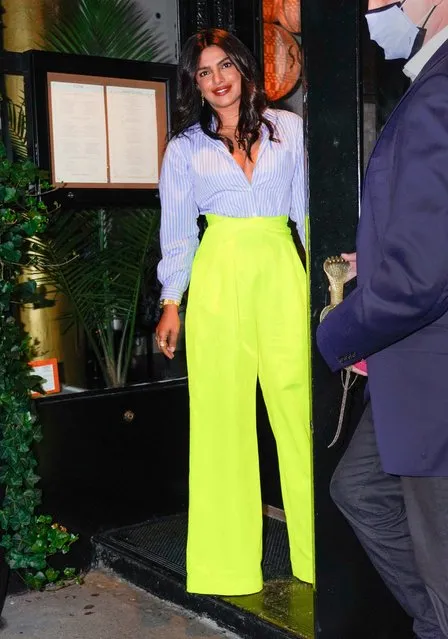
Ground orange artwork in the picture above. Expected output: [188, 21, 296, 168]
[29, 358, 61, 397]
[263, 23, 302, 102]
[278, 0, 301, 34]
[262, 0, 281, 23]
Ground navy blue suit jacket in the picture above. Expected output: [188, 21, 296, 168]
[317, 40, 448, 476]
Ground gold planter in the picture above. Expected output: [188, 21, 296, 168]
[20, 269, 86, 389]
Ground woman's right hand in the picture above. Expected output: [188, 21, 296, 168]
[156, 305, 180, 360]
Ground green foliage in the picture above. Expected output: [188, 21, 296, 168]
[0, 143, 78, 589]
[42, 0, 164, 61]
[5, 97, 27, 163]
[30, 207, 160, 387]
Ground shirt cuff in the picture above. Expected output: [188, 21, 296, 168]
[160, 287, 183, 305]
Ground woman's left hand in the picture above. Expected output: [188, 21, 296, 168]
[155, 305, 180, 359]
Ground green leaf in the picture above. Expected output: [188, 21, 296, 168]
[4, 186, 17, 202]
[0, 241, 21, 262]
[23, 571, 46, 589]
[63, 567, 77, 578]
[42, 0, 166, 61]
[6, 97, 27, 162]
[45, 568, 60, 582]
[30, 539, 46, 553]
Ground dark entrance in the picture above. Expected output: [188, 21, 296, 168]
[93, 1, 414, 636]
[0, 0, 416, 636]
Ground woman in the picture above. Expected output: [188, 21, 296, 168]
[156, 28, 313, 596]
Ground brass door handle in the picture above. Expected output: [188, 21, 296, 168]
[320, 256, 350, 322]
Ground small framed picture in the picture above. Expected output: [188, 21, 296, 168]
[29, 358, 60, 397]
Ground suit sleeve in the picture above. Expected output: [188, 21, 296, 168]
[317, 73, 448, 371]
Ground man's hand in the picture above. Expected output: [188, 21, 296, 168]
[341, 252, 357, 282]
[349, 359, 368, 376]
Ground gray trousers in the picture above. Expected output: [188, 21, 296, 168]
[331, 402, 448, 639]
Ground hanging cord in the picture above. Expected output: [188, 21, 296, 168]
[328, 369, 358, 448]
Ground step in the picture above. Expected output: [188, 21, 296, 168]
[92, 513, 313, 639]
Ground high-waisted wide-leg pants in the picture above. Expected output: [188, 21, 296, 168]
[185, 214, 313, 595]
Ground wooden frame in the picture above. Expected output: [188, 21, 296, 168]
[23, 50, 176, 207]
[46, 72, 167, 190]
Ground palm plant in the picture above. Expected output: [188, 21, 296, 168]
[42, 0, 164, 61]
[29, 208, 160, 387]
[6, 97, 27, 162]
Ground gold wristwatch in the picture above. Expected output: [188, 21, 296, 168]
[160, 298, 180, 308]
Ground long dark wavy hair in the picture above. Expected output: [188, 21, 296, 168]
[171, 28, 277, 159]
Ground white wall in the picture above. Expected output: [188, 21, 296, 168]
[133, 0, 180, 63]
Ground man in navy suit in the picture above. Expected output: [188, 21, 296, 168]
[317, 1, 448, 637]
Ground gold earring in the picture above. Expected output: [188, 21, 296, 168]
[201, 94, 205, 107]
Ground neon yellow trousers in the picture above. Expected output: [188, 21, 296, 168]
[185, 215, 313, 595]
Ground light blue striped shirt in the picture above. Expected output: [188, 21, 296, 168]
[157, 108, 306, 302]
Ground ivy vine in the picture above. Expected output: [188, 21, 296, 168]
[0, 143, 78, 590]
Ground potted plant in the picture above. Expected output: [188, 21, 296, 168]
[29, 207, 161, 388]
[0, 143, 77, 604]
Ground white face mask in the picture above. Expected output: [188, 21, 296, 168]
[365, 3, 422, 60]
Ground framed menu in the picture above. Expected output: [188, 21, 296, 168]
[23, 50, 176, 206]
[47, 73, 167, 190]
